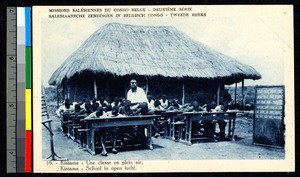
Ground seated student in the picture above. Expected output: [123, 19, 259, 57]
[97, 97, 109, 107]
[118, 100, 136, 147]
[148, 99, 165, 114]
[92, 98, 97, 105]
[72, 104, 88, 149]
[119, 100, 134, 116]
[91, 102, 100, 112]
[111, 97, 121, 108]
[182, 100, 203, 137]
[211, 102, 229, 140]
[83, 101, 94, 115]
[182, 100, 201, 112]
[159, 94, 169, 109]
[119, 99, 149, 145]
[56, 99, 74, 117]
[119, 97, 126, 106]
[103, 105, 125, 118]
[133, 102, 149, 115]
[103, 103, 112, 113]
[131, 102, 152, 145]
[101, 105, 123, 155]
[78, 98, 86, 106]
[73, 104, 88, 122]
[71, 99, 79, 108]
[167, 98, 181, 111]
[198, 102, 218, 142]
[80, 98, 87, 109]
[147, 95, 155, 106]
[81, 100, 94, 148]
[56, 99, 75, 135]
[85, 106, 118, 156]
[148, 99, 163, 138]
[199, 104, 208, 112]
[84, 107, 107, 155]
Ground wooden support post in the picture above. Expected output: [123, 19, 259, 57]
[106, 82, 110, 100]
[67, 84, 70, 99]
[217, 82, 220, 105]
[234, 83, 237, 105]
[64, 84, 67, 100]
[242, 80, 245, 108]
[74, 80, 77, 102]
[182, 79, 185, 105]
[93, 79, 98, 99]
[57, 86, 59, 108]
[124, 80, 127, 98]
[145, 77, 149, 95]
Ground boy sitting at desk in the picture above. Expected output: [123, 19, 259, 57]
[56, 99, 75, 135]
[159, 94, 169, 109]
[56, 99, 74, 117]
[87, 106, 119, 156]
[147, 99, 163, 138]
[73, 104, 88, 149]
[111, 97, 121, 107]
[211, 102, 229, 140]
[166, 98, 182, 110]
[197, 102, 217, 142]
[118, 100, 136, 147]
[83, 101, 93, 115]
[200, 102, 229, 141]
[119, 100, 134, 116]
[102, 105, 123, 155]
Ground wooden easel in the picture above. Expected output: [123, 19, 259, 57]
[42, 86, 67, 160]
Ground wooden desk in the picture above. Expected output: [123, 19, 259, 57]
[181, 111, 239, 145]
[160, 111, 183, 140]
[69, 115, 86, 141]
[61, 112, 75, 136]
[84, 115, 160, 155]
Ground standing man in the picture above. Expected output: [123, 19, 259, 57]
[126, 79, 149, 114]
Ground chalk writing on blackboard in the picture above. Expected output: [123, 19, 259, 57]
[255, 86, 284, 120]
[253, 86, 285, 148]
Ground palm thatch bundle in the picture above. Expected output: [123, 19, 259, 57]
[49, 23, 261, 86]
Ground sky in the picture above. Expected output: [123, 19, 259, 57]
[37, 5, 293, 87]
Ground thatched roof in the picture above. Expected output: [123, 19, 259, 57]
[49, 23, 261, 85]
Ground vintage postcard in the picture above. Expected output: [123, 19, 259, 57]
[32, 5, 294, 172]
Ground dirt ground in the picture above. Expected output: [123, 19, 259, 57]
[41, 104, 284, 160]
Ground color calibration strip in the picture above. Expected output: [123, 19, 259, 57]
[25, 7, 32, 173]
[14, 7, 32, 173]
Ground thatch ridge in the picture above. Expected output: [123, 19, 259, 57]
[49, 23, 261, 85]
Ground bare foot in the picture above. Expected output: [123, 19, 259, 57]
[112, 149, 118, 154]
[101, 151, 108, 156]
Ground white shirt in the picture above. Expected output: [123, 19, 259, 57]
[56, 105, 74, 117]
[80, 101, 92, 110]
[148, 99, 155, 110]
[96, 100, 109, 105]
[85, 111, 98, 119]
[102, 111, 126, 118]
[126, 87, 148, 104]
[212, 105, 223, 112]
[111, 102, 121, 107]
[159, 99, 168, 108]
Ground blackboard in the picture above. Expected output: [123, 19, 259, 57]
[253, 86, 285, 148]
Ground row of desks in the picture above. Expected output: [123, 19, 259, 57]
[160, 111, 238, 145]
[61, 111, 240, 155]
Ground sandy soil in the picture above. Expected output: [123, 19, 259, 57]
[41, 109, 284, 160]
